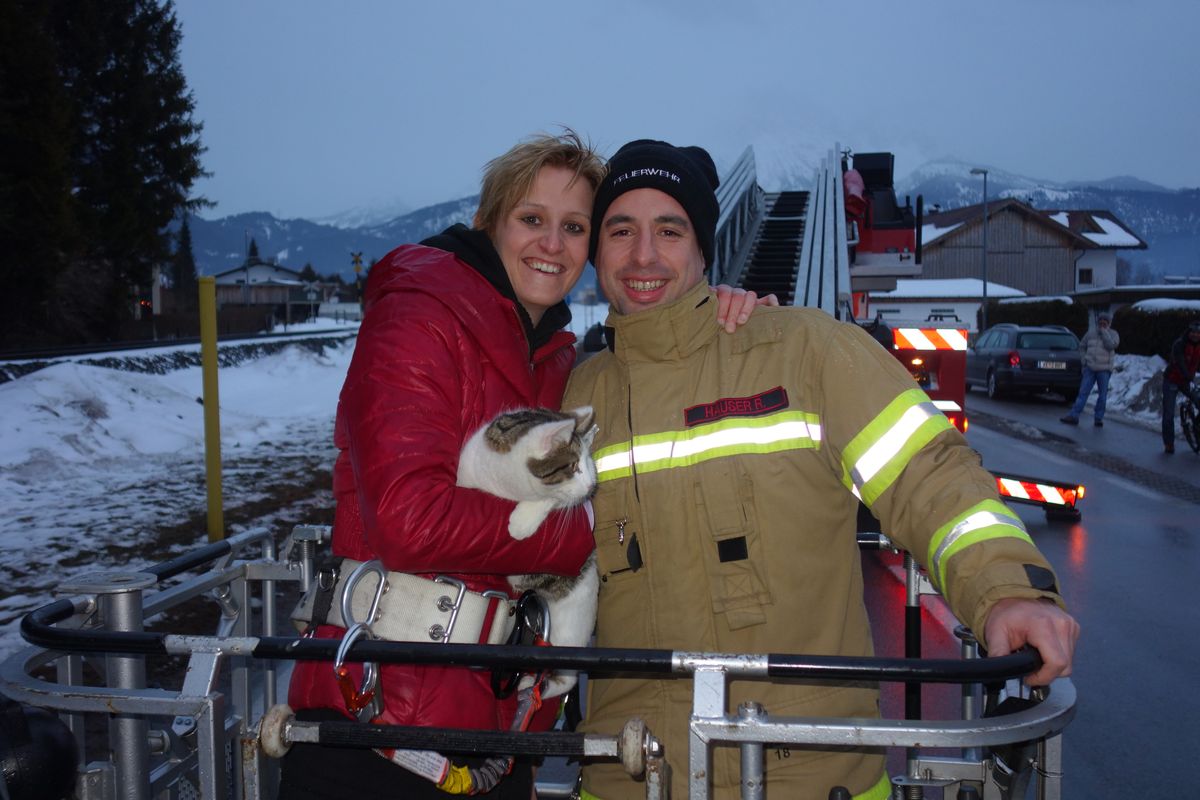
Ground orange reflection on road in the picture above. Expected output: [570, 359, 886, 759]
[1067, 523, 1088, 570]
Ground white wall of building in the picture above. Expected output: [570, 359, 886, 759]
[1075, 250, 1117, 290]
[214, 263, 303, 285]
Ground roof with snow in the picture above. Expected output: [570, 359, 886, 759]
[213, 258, 305, 284]
[921, 199, 1146, 251]
[922, 198, 1096, 249]
[1043, 210, 1147, 249]
[868, 278, 1025, 299]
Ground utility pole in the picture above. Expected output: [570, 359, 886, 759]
[970, 168, 989, 331]
[351, 251, 364, 308]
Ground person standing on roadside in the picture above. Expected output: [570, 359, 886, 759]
[1162, 320, 1200, 454]
[1060, 311, 1119, 427]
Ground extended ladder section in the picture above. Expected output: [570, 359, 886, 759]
[738, 191, 809, 305]
[712, 147, 852, 318]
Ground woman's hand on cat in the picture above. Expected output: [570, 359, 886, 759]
[713, 285, 780, 333]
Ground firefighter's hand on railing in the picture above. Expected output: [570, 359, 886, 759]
[713, 285, 780, 333]
[983, 598, 1080, 686]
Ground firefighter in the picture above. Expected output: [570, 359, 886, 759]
[563, 139, 1079, 800]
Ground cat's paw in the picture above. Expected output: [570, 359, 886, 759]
[508, 500, 551, 541]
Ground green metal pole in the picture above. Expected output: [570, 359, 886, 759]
[198, 277, 224, 541]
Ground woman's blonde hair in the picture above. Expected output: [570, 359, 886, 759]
[473, 128, 606, 235]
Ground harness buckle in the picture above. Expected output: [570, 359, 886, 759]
[431, 575, 467, 643]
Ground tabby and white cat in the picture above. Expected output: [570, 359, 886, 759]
[456, 406, 600, 698]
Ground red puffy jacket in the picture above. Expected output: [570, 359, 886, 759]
[288, 241, 595, 731]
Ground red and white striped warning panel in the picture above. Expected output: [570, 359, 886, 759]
[996, 476, 1081, 507]
[893, 328, 969, 351]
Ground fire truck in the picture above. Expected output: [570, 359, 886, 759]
[841, 150, 1084, 522]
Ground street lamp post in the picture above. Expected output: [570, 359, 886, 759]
[970, 168, 989, 331]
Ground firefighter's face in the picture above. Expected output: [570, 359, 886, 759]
[594, 188, 706, 315]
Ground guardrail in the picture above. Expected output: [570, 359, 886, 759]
[0, 325, 360, 363]
[794, 145, 852, 317]
[711, 147, 764, 288]
[1, 526, 1075, 800]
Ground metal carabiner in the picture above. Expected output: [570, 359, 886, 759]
[332, 560, 388, 721]
[340, 559, 388, 628]
[333, 622, 380, 721]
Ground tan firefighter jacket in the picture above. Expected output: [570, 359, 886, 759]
[563, 281, 1065, 800]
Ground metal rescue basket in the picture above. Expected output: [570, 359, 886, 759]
[1, 526, 1075, 800]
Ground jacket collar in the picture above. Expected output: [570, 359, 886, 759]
[606, 280, 718, 363]
[420, 224, 573, 357]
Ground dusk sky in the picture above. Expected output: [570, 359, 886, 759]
[173, 0, 1200, 221]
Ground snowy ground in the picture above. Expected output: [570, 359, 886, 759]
[0, 311, 1173, 660]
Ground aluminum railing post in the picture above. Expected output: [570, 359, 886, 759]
[737, 702, 765, 800]
[65, 572, 158, 800]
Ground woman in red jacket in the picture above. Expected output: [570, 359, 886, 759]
[280, 131, 605, 799]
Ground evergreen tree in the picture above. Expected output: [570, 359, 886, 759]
[248, 237, 260, 260]
[0, 0, 77, 348]
[171, 216, 199, 310]
[47, 0, 207, 341]
[300, 263, 319, 283]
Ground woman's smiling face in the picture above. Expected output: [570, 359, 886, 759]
[491, 164, 594, 325]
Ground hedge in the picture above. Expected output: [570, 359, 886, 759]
[985, 301, 1198, 357]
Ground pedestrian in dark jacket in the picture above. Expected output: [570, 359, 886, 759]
[1061, 311, 1119, 427]
[1162, 320, 1200, 453]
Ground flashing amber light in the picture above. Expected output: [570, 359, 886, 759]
[910, 357, 924, 366]
[963, 417, 969, 433]
[1076, 485, 1086, 500]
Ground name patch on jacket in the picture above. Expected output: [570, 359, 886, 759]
[684, 387, 789, 428]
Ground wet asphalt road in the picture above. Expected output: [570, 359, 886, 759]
[868, 389, 1200, 797]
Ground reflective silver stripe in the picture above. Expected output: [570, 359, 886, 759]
[931, 509, 1027, 579]
[849, 402, 940, 490]
[593, 413, 822, 480]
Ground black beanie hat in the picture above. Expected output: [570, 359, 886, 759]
[589, 139, 721, 268]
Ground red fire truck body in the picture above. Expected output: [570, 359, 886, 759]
[843, 151, 1083, 520]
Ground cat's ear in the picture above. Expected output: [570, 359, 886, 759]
[570, 406, 595, 433]
[535, 418, 577, 456]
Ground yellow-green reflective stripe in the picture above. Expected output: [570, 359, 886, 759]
[840, 389, 953, 506]
[579, 790, 603, 800]
[928, 499, 1032, 591]
[853, 772, 893, 800]
[592, 410, 821, 482]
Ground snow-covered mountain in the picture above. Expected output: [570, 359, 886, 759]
[313, 198, 413, 230]
[187, 150, 1200, 282]
[895, 158, 1200, 275]
[188, 195, 480, 280]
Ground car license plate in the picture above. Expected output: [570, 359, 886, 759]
[1038, 360, 1066, 369]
